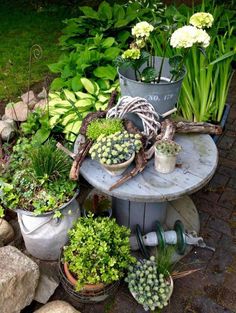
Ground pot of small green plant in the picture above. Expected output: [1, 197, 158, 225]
[126, 255, 174, 312]
[154, 140, 181, 174]
[83, 189, 112, 218]
[0, 138, 80, 260]
[61, 216, 134, 302]
[89, 130, 142, 176]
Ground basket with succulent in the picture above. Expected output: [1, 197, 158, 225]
[89, 130, 142, 176]
[126, 256, 173, 312]
[61, 216, 134, 302]
[0, 138, 79, 260]
[154, 139, 182, 174]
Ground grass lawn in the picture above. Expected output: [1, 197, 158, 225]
[0, 1, 73, 102]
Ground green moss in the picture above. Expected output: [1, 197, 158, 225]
[86, 118, 124, 140]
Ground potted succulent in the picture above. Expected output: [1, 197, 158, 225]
[126, 256, 173, 312]
[89, 130, 142, 176]
[154, 140, 181, 174]
[83, 189, 112, 218]
[62, 216, 134, 299]
[0, 138, 79, 260]
[116, 15, 212, 116]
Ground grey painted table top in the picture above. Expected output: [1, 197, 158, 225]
[77, 134, 218, 202]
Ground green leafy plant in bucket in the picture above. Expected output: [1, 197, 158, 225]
[63, 216, 135, 291]
[0, 138, 77, 216]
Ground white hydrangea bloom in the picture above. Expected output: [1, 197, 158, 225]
[195, 28, 211, 48]
[132, 21, 154, 39]
[170, 26, 199, 48]
[190, 12, 214, 29]
[170, 25, 210, 49]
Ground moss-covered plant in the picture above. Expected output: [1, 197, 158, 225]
[0, 138, 77, 216]
[155, 140, 181, 156]
[86, 118, 124, 141]
[125, 256, 172, 312]
[89, 131, 142, 165]
[63, 216, 135, 291]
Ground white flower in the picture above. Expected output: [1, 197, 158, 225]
[170, 26, 199, 48]
[195, 28, 211, 48]
[170, 25, 210, 49]
[190, 12, 214, 29]
[131, 21, 154, 39]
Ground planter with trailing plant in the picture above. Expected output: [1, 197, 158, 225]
[154, 140, 182, 174]
[83, 189, 112, 218]
[61, 216, 134, 302]
[116, 18, 213, 117]
[0, 138, 80, 260]
[89, 130, 142, 176]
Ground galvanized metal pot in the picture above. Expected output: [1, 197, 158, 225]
[118, 57, 186, 115]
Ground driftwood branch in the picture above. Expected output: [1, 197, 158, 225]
[69, 91, 118, 180]
[175, 121, 222, 135]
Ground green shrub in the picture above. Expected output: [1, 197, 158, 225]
[63, 216, 135, 291]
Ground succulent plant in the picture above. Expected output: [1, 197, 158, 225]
[86, 118, 124, 141]
[89, 131, 142, 165]
[125, 256, 172, 312]
[155, 140, 181, 156]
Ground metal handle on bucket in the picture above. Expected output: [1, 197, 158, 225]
[120, 76, 127, 86]
[17, 212, 54, 235]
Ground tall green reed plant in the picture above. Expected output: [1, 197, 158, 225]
[178, 24, 235, 122]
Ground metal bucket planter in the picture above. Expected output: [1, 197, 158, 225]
[17, 192, 80, 261]
[118, 56, 186, 115]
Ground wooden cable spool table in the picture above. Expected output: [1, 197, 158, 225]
[75, 133, 218, 236]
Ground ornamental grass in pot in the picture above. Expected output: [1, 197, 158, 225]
[62, 216, 135, 294]
[0, 138, 79, 260]
[154, 140, 181, 174]
[89, 130, 142, 176]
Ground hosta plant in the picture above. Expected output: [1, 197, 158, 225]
[89, 131, 142, 165]
[155, 140, 181, 156]
[48, 78, 118, 142]
[125, 256, 172, 312]
[63, 216, 135, 291]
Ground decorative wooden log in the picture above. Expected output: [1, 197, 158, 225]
[175, 121, 222, 135]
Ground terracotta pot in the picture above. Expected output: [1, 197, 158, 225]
[101, 152, 135, 176]
[63, 262, 105, 293]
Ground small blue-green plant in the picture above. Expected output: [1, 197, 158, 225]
[89, 131, 142, 165]
[125, 256, 172, 312]
[155, 140, 181, 156]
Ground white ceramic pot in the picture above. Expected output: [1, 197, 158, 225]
[154, 150, 176, 174]
[101, 152, 135, 176]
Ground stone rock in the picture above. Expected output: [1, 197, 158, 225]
[0, 120, 15, 141]
[38, 87, 47, 99]
[34, 99, 47, 111]
[5, 101, 29, 121]
[34, 273, 59, 304]
[34, 301, 80, 313]
[0, 219, 15, 245]
[0, 246, 40, 313]
[21, 90, 37, 109]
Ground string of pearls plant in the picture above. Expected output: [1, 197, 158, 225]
[107, 96, 161, 140]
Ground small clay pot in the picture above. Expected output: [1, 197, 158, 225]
[101, 152, 135, 176]
[63, 262, 105, 293]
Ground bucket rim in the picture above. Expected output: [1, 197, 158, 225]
[118, 57, 186, 86]
[16, 189, 80, 217]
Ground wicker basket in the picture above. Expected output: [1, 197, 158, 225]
[58, 259, 120, 304]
